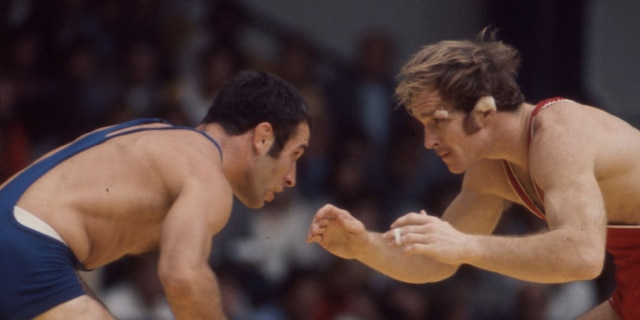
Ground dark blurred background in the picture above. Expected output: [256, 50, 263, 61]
[1, 0, 637, 319]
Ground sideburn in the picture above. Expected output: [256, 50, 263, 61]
[463, 113, 481, 134]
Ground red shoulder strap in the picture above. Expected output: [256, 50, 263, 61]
[502, 98, 568, 220]
[502, 160, 547, 221]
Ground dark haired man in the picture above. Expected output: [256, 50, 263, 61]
[0, 70, 312, 319]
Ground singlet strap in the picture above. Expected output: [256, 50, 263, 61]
[0, 118, 223, 202]
[103, 118, 170, 135]
[502, 160, 547, 221]
[172, 125, 223, 162]
[527, 97, 568, 145]
[527, 98, 570, 202]
[109, 124, 223, 162]
[503, 98, 570, 220]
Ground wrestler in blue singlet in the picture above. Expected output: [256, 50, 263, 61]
[0, 118, 221, 320]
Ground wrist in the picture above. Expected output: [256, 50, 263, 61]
[460, 234, 481, 265]
[353, 231, 378, 261]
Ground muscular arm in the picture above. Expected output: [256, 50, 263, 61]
[307, 179, 507, 284]
[158, 170, 231, 319]
[457, 174, 607, 282]
[405, 106, 608, 283]
[358, 232, 457, 284]
[307, 204, 455, 283]
[461, 117, 607, 282]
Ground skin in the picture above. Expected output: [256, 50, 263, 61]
[308, 90, 640, 319]
[9, 120, 309, 319]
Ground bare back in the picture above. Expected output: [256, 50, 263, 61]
[577, 106, 640, 224]
[15, 123, 229, 270]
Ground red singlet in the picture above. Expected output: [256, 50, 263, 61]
[502, 98, 640, 319]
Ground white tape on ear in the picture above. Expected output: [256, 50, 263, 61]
[474, 96, 496, 112]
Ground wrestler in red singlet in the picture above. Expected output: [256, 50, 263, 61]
[503, 97, 640, 320]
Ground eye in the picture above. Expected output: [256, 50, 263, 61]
[430, 110, 451, 126]
[292, 150, 304, 160]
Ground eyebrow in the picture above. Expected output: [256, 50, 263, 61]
[411, 108, 437, 118]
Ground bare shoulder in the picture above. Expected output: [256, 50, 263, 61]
[532, 100, 637, 141]
[133, 129, 229, 196]
[529, 99, 640, 188]
[531, 100, 640, 153]
[127, 128, 234, 231]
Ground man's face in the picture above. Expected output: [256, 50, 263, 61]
[408, 91, 485, 174]
[241, 122, 310, 208]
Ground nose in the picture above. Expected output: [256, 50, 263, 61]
[423, 127, 439, 149]
[284, 163, 297, 187]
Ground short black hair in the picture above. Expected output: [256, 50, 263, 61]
[201, 70, 312, 157]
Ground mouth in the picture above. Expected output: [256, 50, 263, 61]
[436, 150, 450, 159]
[265, 189, 280, 202]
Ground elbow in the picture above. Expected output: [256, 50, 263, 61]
[158, 261, 204, 297]
[580, 255, 605, 281]
[158, 266, 190, 296]
[555, 228, 606, 281]
[569, 247, 605, 281]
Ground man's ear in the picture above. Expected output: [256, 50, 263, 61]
[474, 96, 497, 114]
[468, 96, 496, 132]
[253, 122, 274, 155]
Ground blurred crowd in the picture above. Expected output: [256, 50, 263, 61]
[0, 1, 616, 319]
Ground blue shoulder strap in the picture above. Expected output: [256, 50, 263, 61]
[0, 119, 168, 203]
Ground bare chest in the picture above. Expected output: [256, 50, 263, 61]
[501, 162, 545, 212]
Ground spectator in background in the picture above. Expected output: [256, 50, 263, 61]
[325, 129, 378, 209]
[49, 37, 118, 133]
[113, 37, 171, 120]
[178, 44, 246, 125]
[118, 0, 167, 45]
[101, 253, 174, 320]
[326, 29, 409, 193]
[0, 75, 30, 180]
[274, 32, 332, 200]
[228, 188, 330, 309]
[2, 26, 58, 156]
[178, 0, 251, 84]
[381, 283, 432, 320]
[278, 270, 325, 320]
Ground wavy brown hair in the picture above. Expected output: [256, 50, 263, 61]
[395, 28, 524, 114]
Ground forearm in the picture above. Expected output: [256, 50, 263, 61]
[356, 231, 458, 283]
[463, 229, 604, 283]
[162, 267, 227, 320]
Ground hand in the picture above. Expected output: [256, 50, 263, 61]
[382, 210, 470, 265]
[306, 204, 368, 260]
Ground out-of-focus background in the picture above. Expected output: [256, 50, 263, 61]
[1, 1, 637, 319]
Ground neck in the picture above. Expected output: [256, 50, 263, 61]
[196, 122, 250, 188]
[488, 103, 534, 168]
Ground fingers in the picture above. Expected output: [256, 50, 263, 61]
[383, 226, 409, 245]
[383, 209, 432, 247]
[306, 216, 328, 243]
[314, 203, 345, 219]
[306, 204, 350, 243]
[390, 210, 431, 229]
[306, 233, 321, 243]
